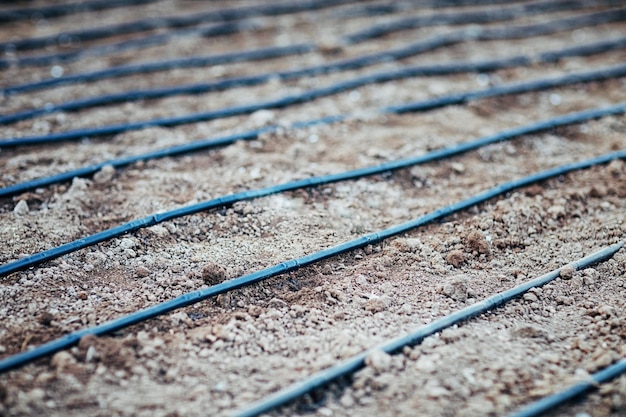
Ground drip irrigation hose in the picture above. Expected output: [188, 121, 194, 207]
[232, 242, 625, 417]
[0, 8, 626, 95]
[1, 98, 624, 202]
[0, 20, 255, 70]
[0, 0, 160, 23]
[506, 358, 626, 417]
[2, 59, 625, 147]
[0, 157, 623, 372]
[0, 56, 530, 125]
[343, 3, 626, 43]
[0, 0, 356, 53]
[538, 36, 626, 63]
[337, 0, 520, 18]
[0, 4, 621, 71]
[383, 63, 626, 114]
[6, 32, 626, 125]
[0, 103, 625, 276]
[2, 44, 316, 96]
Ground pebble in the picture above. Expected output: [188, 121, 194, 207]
[93, 165, 115, 183]
[201, 262, 227, 285]
[523, 292, 538, 302]
[466, 230, 490, 254]
[446, 250, 465, 267]
[442, 275, 469, 302]
[559, 264, 576, 279]
[135, 266, 151, 278]
[365, 349, 392, 373]
[119, 238, 135, 250]
[13, 200, 29, 216]
[50, 351, 76, 371]
[249, 109, 275, 127]
[547, 204, 565, 219]
[364, 297, 386, 313]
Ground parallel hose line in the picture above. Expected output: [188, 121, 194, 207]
[506, 358, 626, 417]
[1, 90, 625, 200]
[0, 67, 625, 197]
[0, 0, 357, 53]
[0, 5, 622, 70]
[233, 242, 625, 417]
[0, 152, 624, 373]
[0, 20, 257, 70]
[1, 103, 625, 276]
[3, 59, 626, 146]
[0, 0, 160, 23]
[342, 0, 618, 43]
[337, 0, 528, 18]
[3, 32, 626, 125]
[1, 44, 316, 96]
[0, 10, 624, 95]
[1, 5, 624, 108]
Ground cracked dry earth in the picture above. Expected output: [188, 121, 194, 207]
[1, 1, 626, 417]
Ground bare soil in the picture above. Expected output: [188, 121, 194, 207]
[1, 1, 626, 417]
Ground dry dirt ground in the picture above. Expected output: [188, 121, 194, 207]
[1, 1, 626, 417]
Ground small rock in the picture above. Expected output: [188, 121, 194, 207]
[339, 392, 355, 408]
[466, 230, 490, 254]
[582, 268, 596, 285]
[247, 305, 263, 317]
[589, 185, 608, 198]
[50, 351, 76, 371]
[607, 159, 625, 176]
[450, 162, 465, 174]
[446, 250, 465, 267]
[547, 204, 565, 219]
[119, 238, 135, 250]
[249, 109, 275, 127]
[560, 264, 576, 279]
[149, 225, 169, 237]
[26, 388, 46, 402]
[13, 200, 29, 216]
[364, 297, 386, 313]
[414, 355, 438, 373]
[365, 349, 392, 373]
[399, 303, 413, 315]
[39, 311, 54, 326]
[201, 262, 227, 285]
[135, 266, 151, 278]
[93, 165, 115, 183]
[523, 292, 538, 302]
[442, 275, 469, 302]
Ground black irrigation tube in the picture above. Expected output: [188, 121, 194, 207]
[343, 3, 626, 43]
[0, 0, 160, 23]
[3, 57, 626, 147]
[233, 242, 625, 417]
[0, 151, 624, 373]
[0, 20, 256, 70]
[506, 358, 626, 417]
[383, 63, 626, 114]
[5, 32, 626, 126]
[1, 43, 316, 96]
[0, 56, 531, 125]
[337, 0, 523, 18]
[2, 97, 624, 204]
[0, 32, 466, 120]
[0, 0, 357, 53]
[1, 3, 621, 72]
[1, 102, 625, 275]
[0, 6, 626, 95]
